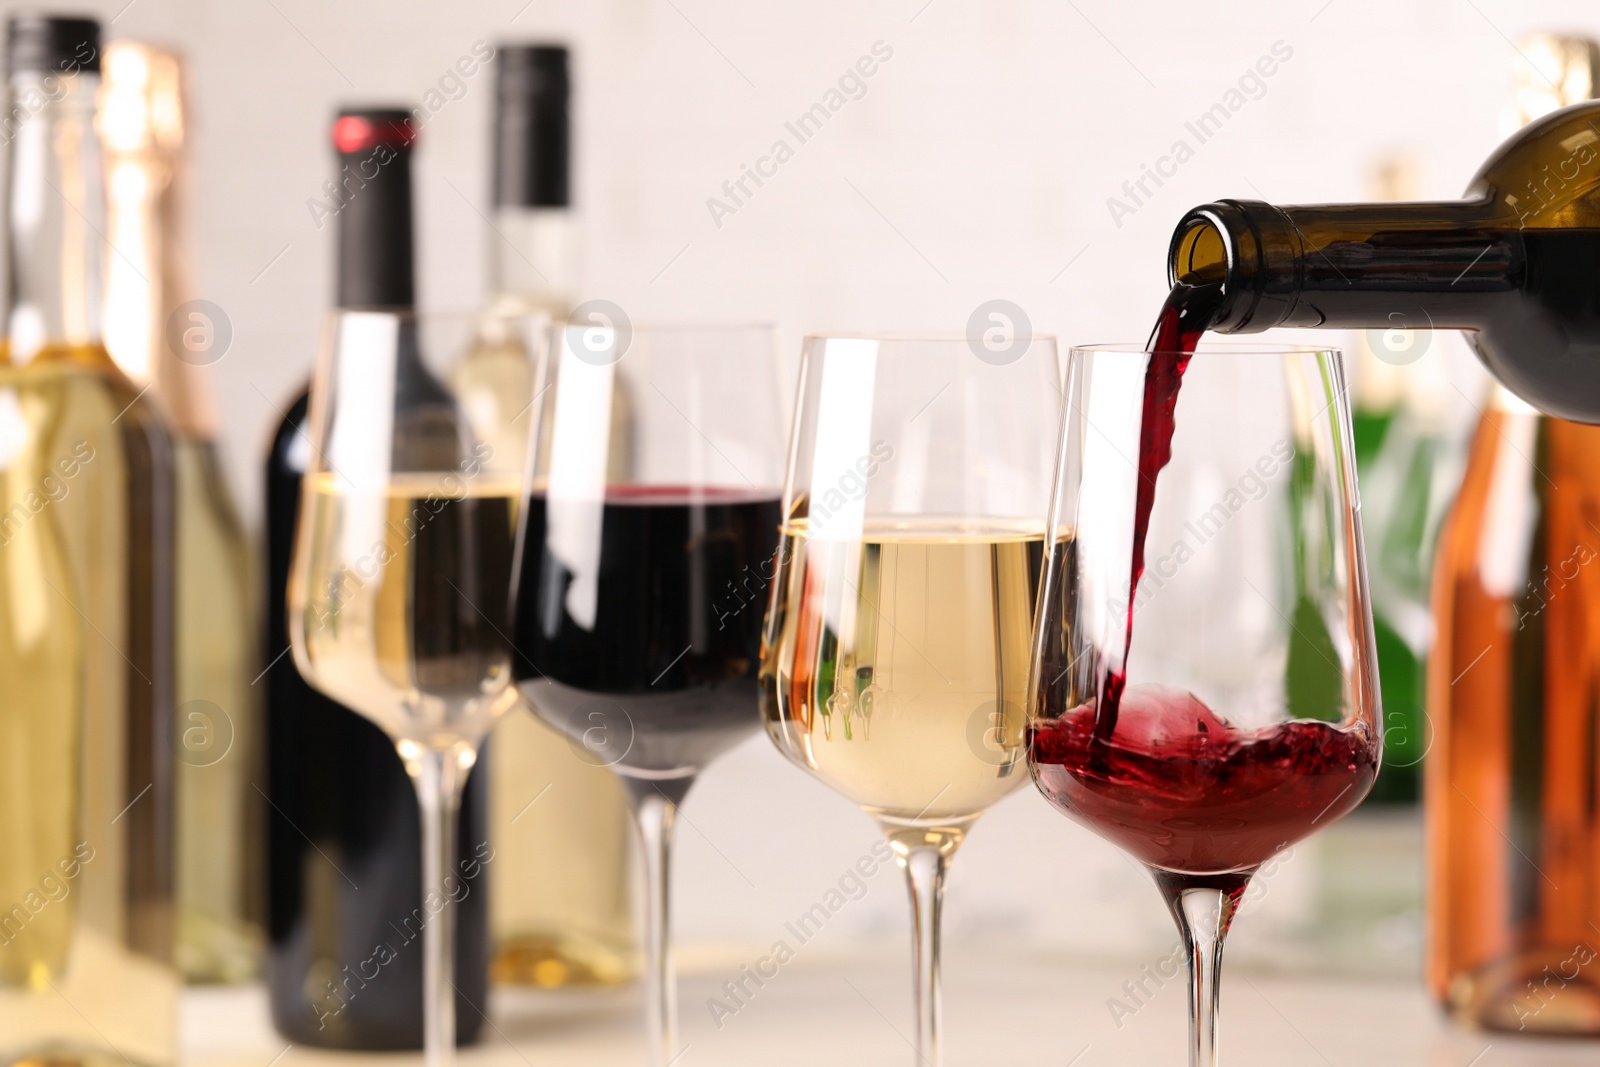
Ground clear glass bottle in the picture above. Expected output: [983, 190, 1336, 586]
[454, 45, 636, 989]
[101, 40, 262, 985]
[0, 14, 178, 1064]
[1426, 34, 1600, 1034]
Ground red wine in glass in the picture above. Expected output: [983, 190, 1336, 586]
[512, 486, 783, 776]
[1027, 284, 1381, 1067]
[1031, 685, 1376, 872]
[1046, 280, 1378, 874]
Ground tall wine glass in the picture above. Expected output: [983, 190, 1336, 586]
[510, 322, 784, 1067]
[289, 311, 530, 1067]
[1027, 342, 1382, 1067]
[760, 334, 1061, 1067]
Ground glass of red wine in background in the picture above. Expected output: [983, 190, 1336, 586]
[510, 323, 784, 1067]
[288, 312, 531, 1067]
[760, 334, 1061, 1067]
[1027, 340, 1381, 1067]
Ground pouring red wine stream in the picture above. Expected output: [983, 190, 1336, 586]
[1095, 280, 1226, 741]
[1031, 281, 1377, 876]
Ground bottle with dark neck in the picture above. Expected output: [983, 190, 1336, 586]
[100, 40, 263, 985]
[0, 13, 178, 1064]
[263, 109, 487, 1048]
[1166, 97, 1600, 423]
[455, 43, 637, 992]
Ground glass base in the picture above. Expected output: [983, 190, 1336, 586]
[491, 933, 635, 988]
[177, 911, 261, 985]
[1447, 949, 1600, 1034]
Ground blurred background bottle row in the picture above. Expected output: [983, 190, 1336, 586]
[0, 14, 636, 1063]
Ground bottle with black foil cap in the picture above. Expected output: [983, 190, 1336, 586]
[264, 108, 488, 1048]
[454, 46, 638, 992]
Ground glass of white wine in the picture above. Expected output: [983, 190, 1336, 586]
[759, 332, 1061, 1067]
[288, 311, 533, 1067]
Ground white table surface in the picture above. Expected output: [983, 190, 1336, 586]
[182, 945, 1597, 1067]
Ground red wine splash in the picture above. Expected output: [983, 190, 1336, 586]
[1095, 280, 1227, 742]
[1032, 685, 1376, 873]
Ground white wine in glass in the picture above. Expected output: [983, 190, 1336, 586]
[760, 333, 1060, 1067]
[289, 311, 531, 1067]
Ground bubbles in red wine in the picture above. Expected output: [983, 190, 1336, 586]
[1031, 684, 1376, 873]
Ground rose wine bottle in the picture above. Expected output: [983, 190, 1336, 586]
[454, 45, 637, 991]
[100, 40, 264, 984]
[1427, 34, 1600, 1035]
[1165, 73, 1600, 424]
[0, 14, 179, 1064]
[263, 109, 488, 1047]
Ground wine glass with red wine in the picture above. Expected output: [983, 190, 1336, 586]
[1027, 340, 1381, 1067]
[510, 322, 784, 1067]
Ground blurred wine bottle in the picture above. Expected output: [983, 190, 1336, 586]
[0, 13, 179, 1064]
[264, 108, 488, 1047]
[1350, 159, 1457, 804]
[454, 44, 636, 990]
[1427, 33, 1600, 1033]
[101, 40, 263, 985]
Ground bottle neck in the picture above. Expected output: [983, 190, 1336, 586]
[336, 144, 415, 309]
[1170, 198, 1511, 334]
[486, 204, 576, 317]
[4, 69, 112, 366]
[101, 45, 216, 438]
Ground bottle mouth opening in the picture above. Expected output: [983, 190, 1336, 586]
[1172, 218, 1228, 286]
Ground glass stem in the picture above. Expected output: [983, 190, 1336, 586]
[1153, 869, 1252, 1067]
[411, 746, 467, 1067]
[901, 843, 949, 1067]
[624, 777, 691, 1067]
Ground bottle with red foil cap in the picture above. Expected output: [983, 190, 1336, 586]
[263, 107, 488, 1048]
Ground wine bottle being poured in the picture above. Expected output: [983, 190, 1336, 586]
[1165, 97, 1600, 424]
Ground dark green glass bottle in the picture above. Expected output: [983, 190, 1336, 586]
[1167, 96, 1600, 424]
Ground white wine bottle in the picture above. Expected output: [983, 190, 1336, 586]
[0, 14, 179, 1065]
[0, 365, 85, 991]
[101, 41, 261, 985]
[454, 45, 636, 989]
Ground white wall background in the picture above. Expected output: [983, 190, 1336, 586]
[40, 0, 1591, 970]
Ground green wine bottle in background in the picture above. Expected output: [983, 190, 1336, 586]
[1350, 158, 1456, 804]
